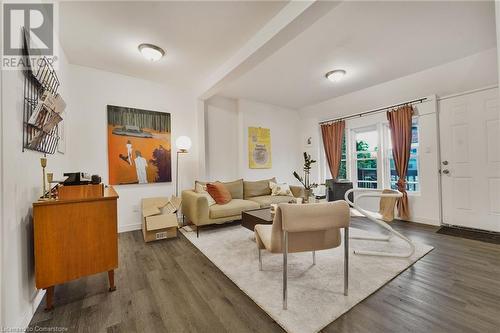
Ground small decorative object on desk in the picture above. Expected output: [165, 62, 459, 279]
[39, 156, 51, 201]
[293, 152, 318, 203]
[91, 174, 102, 184]
[46, 173, 53, 199]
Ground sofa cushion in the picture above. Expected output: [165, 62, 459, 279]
[207, 182, 232, 205]
[247, 195, 293, 208]
[244, 178, 276, 198]
[196, 179, 243, 199]
[222, 179, 244, 199]
[209, 199, 260, 219]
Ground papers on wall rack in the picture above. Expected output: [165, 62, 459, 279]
[26, 90, 66, 149]
[53, 94, 66, 114]
[28, 91, 65, 131]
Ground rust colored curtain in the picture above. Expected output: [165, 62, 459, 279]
[320, 120, 345, 179]
[387, 106, 413, 220]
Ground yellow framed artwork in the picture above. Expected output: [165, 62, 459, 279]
[248, 127, 272, 169]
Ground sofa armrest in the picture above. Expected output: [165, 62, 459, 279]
[290, 185, 305, 198]
[182, 190, 209, 226]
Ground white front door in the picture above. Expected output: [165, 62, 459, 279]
[439, 87, 500, 232]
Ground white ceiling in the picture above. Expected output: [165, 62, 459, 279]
[59, 1, 287, 88]
[217, 1, 497, 109]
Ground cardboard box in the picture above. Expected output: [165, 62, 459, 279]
[141, 196, 181, 243]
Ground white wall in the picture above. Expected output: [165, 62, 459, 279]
[497, 2, 500, 85]
[1, 51, 74, 328]
[206, 96, 239, 181]
[205, 96, 302, 185]
[237, 99, 302, 184]
[68, 65, 200, 232]
[299, 49, 498, 225]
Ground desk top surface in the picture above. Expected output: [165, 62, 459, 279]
[33, 186, 119, 207]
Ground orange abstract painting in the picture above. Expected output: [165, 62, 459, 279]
[107, 105, 171, 185]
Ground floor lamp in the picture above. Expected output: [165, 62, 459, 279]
[175, 135, 192, 197]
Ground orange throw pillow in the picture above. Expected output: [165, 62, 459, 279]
[206, 182, 232, 205]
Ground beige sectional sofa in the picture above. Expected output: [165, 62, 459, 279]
[182, 178, 303, 232]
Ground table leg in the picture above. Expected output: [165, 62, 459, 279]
[45, 286, 54, 311]
[108, 270, 116, 292]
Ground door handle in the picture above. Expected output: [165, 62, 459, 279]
[442, 161, 449, 165]
[442, 169, 450, 175]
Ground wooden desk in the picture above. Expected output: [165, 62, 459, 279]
[33, 185, 119, 310]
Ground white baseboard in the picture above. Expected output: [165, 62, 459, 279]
[118, 223, 141, 233]
[18, 288, 45, 330]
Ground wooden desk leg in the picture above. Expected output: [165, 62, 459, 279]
[108, 270, 116, 292]
[45, 286, 54, 311]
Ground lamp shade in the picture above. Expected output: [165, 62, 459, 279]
[175, 136, 192, 152]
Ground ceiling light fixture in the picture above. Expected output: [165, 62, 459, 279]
[325, 69, 346, 82]
[138, 43, 165, 62]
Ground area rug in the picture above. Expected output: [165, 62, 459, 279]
[180, 225, 433, 333]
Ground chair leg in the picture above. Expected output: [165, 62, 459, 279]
[196, 226, 199, 238]
[312, 251, 316, 265]
[344, 227, 349, 296]
[258, 248, 262, 271]
[283, 231, 288, 310]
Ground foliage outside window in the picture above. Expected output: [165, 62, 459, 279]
[354, 129, 378, 189]
[338, 134, 347, 179]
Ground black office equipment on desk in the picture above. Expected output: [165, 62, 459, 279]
[325, 179, 354, 203]
[63, 172, 92, 185]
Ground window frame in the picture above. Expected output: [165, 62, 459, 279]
[321, 118, 421, 194]
[350, 125, 382, 190]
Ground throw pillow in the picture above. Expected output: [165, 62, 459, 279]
[195, 183, 216, 206]
[269, 181, 293, 196]
[206, 182, 232, 205]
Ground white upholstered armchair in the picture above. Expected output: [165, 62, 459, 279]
[254, 201, 350, 310]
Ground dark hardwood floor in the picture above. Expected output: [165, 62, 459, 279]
[29, 218, 500, 333]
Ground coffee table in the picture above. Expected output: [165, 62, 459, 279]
[241, 208, 273, 231]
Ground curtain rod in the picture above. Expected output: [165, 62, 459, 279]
[318, 97, 428, 125]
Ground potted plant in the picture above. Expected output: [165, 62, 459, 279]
[293, 152, 318, 203]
